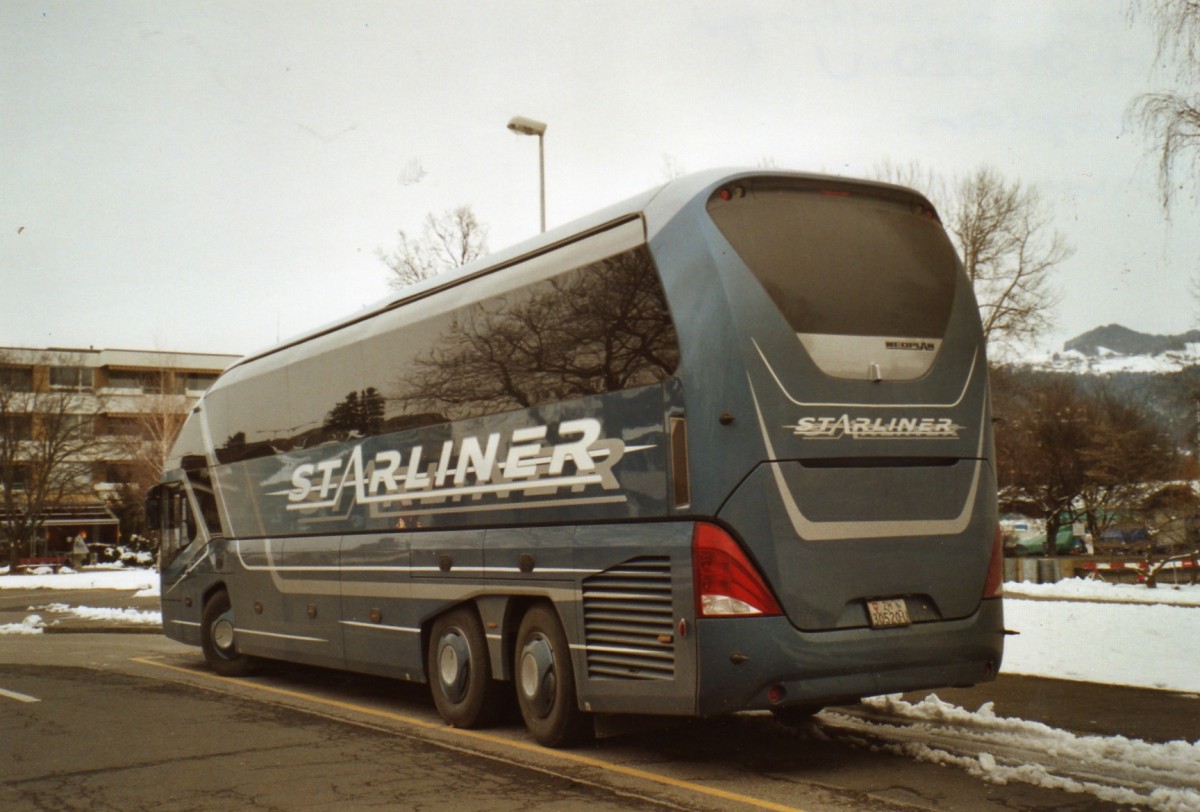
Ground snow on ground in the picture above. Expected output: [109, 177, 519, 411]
[0, 567, 161, 635]
[0, 605, 163, 635]
[38, 602, 162, 625]
[829, 694, 1200, 812]
[1005, 578, 1200, 606]
[1002, 580, 1200, 693]
[0, 566, 159, 597]
[0, 614, 46, 635]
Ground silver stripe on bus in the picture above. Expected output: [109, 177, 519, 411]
[339, 621, 420, 634]
[234, 543, 594, 577]
[171, 620, 202, 628]
[747, 376, 985, 541]
[361, 494, 629, 518]
[751, 336, 977, 409]
[163, 545, 214, 597]
[236, 628, 328, 644]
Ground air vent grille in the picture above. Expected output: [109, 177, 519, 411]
[581, 556, 674, 680]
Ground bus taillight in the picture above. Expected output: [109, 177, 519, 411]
[983, 524, 1005, 599]
[693, 522, 783, 618]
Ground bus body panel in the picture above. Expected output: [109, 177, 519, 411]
[340, 531, 420, 679]
[693, 599, 1004, 717]
[570, 521, 698, 716]
[647, 173, 998, 637]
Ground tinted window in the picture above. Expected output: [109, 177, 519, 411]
[395, 246, 679, 422]
[707, 184, 958, 338]
[208, 245, 680, 462]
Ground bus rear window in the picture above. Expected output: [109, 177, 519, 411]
[707, 184, 958, 339]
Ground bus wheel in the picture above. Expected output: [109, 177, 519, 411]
[514, 604, 590, 747]
[200, 590, 256, 677]
[771, 704, 824, 728]
[428, 606, 497, 729]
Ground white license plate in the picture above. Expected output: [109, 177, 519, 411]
[867, 598, 911, 628]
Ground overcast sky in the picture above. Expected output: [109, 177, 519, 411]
[2, 1, 1197, 361]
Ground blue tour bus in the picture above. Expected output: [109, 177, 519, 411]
[149, 169, 1004, 746]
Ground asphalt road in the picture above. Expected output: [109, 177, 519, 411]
[2, 588, 1197, 811]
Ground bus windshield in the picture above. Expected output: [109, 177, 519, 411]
[707, 184, 958, 339]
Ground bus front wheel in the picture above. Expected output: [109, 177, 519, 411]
[514, 604, 590, 747]
[428, 606, 498, 728]
[200, 590, 256, 677]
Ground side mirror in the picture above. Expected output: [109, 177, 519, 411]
[145, 485, 164, 528]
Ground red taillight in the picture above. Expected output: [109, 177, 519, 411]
[983, 523, 1005, 598]
[693, 523, 783, 618]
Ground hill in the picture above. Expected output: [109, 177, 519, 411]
[1010, 325, 1199, 452]
[1026, 325, 1200, 375]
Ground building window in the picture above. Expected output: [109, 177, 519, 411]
[49, 366, 94, 391]
[185, 373, 219, 393]
[64, 413, 94, 440]
[2, 414, 33, 440]
[95, 463, 136, 485]
[98, 416, 143, 438]
[105, 369, 185, 395]
[2, 464, 30, 491]
[0, 367, 33, 392]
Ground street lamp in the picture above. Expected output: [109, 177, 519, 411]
[507, 115, 546, 233]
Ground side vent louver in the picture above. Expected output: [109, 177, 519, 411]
[581, 556, 674, 680]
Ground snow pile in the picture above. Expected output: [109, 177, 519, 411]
[1026, 347, 1200, 375]
[829, 694, 1200, 812]
[34, 603, 162, 625]
[0, 614, 45, 636]
[0, 568, 159, 596]
[1005, 578, 1200, 606]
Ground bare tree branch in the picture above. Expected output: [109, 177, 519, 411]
[1127, 0, 1200, 209]
[874, 163, 1070, 353]
[377, 205, 489, 290]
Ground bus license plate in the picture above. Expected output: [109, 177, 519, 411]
[867, 599, 911, 628]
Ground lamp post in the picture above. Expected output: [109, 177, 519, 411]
[506, 116, 546, 233]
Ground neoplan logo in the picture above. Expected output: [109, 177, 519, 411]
[886, 340, 937, 352]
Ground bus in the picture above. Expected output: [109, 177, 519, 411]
[149, 169, 1005, 746]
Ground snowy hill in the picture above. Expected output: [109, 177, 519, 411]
[1025, 325, 1200, 375]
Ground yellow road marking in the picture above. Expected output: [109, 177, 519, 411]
[132, 656, 805, 812]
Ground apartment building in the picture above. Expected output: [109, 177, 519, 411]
[0, 346, 238, 558]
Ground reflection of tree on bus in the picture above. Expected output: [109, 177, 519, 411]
[398, 248, 679, 421]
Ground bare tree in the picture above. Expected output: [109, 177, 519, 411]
[952, 169, 1072, 352]
[0, 352, 106, 569]
[874, 162, 1071, 353]
[1076, 390, 1177, 543]
[994, 372, 1091, 556]
[378, 205, 488, 290]
[1128, 0, 1200, 210]
[994, 370, 1178, 556]
[106, 366, 192, 539]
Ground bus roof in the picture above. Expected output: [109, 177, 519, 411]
[225, 168, 932, 376]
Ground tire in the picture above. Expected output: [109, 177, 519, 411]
[514, 604, 590, 747]
[427, 606, 499, 728]
[771, 704, 824, 728]
[200, 590, 256, 677]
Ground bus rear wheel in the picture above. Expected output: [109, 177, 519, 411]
[200, 590, 256, 677]
[428, 606, 498, 728]
[514, 604, 590, 747]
